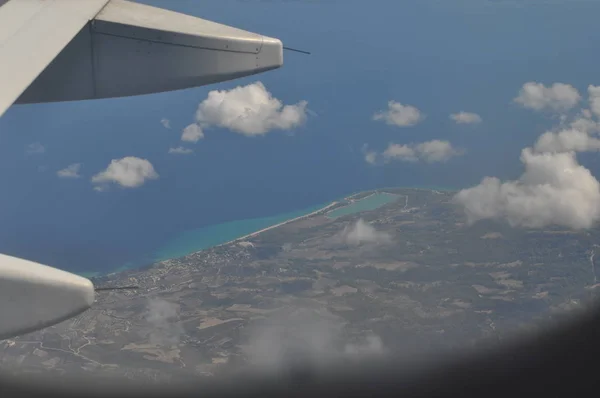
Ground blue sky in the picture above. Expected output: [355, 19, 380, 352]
[1, 0, 600, 272]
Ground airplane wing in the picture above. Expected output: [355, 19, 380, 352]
[0, 0, 284, 118]
[0, 254, 95, 341]
[0, 0, 284, 339]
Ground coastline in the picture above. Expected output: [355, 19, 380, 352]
[88, 185, 456, 279]
[215, 201, 340, 248]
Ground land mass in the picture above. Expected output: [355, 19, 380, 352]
[1, 188, 598, 383]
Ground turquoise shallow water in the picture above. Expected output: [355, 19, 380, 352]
[88, 186, 455, 278]
[326, 192, 400, 219]
[151, 201, 332, 263]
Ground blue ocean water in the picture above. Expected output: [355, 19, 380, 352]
[151, 201, 332, 264]
[84, 188, 446, 277]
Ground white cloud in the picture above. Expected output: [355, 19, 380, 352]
[454, 149, 600, 229]
[364, 150, 378, 165]
[383, 143, 418, 162]
[416, 140, 464, 163]
[455, 84, 600, 230]
[57, 163, 81, 179]
[373, 101, 423, 127]
[91, 157, 158, 189]
[569, 111, 600, 134]
[194, 81, 308, 136]
[534, 129, 600, 153]
[181, 123, 204, 143]
[145, 298, 184, 347]
[587, 85, 600, 118]
[339, 219, 392, 245]
[382, 140, 464, 163]
[160, 118, 171, 129]
[344, 334, 384, 359]
[361, 144, 378, 164]
[26, 142, 45, 155]
[243, 308, 385, 374]
[450, 111, 482, 124]
[168, 147, 193, 155]
[513, 82, 581, 112]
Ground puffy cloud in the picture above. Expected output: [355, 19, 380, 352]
[364, 150, 377, 165]
[513, 82, 581, 112]
[569, 112, 599, 134]
[26, 142, 45, 155]
[450, 111, 482, 124]
[339, 219, 392, 245]
[344, 334, 384, 358]
[194, 81, 308, 136]
[454, 149, 600, 229]
[57, 163, 81, 178]
[160, 118, 171, 129]
[145, 298, 184, 347]
[243, 308, 385, 374]
[361, 144, 378, 165]
[91, 157, 158, 189]
[181, 123, 204, 143]
[456, 82, 600, 230]
[383, 143, 418, 162]
[587, 85, 600, 118]
[382, 140, 464, 163]
[168, 147, 193, 155]
[534, 129, 600, 153]
[373, 101, 423, 127]
[416, 140, 465, 163]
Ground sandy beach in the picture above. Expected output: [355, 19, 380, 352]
[217, 201, 340, 247]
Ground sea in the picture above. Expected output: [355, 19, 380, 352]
[79, 185, 456, 278]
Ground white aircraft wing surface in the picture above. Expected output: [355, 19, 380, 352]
[0, 0, 284, 118]
[0, 0, 284, 339]
[0, 254, 95, 340]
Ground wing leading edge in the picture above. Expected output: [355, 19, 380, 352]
[0, 0, 284, 339]
[0, 0, 284, 117]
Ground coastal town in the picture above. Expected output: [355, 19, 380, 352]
[0, 187, 597, 383]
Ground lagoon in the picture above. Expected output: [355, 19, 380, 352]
[89, 187, 453, 278]
[326, 192, 400, 219]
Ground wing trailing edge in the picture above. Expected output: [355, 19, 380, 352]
[1, 0, 284, 117]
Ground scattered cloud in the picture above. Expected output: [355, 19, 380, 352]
[242, 307, 385, 375]
[145, 298, 184, 347]
[569, 109, 599, 134]
[534, 129, 600, 153]
[587, 85, 600, 118]
[338, 219, 392, 245]
[344, 334, 384, 359]
[57, 163, 81, 179]
[361, 144, 378, 165]
[26, 142, 45, 155]
[373, 101, 423, 127]
[160, 118, 171, 129]
[416, 140, 465, 163]
[364, 150, 377, 165]
[450, 111, 482, 124]
[168, 146, 193, 155]
[513, 82, 581, 112]
[181, 123, 204, 143]
[194, 81, 308, 136]
[383, 140, 464, 163]
[91, 156, 159, 189]
[383, 143, 418, 162]
[455, 85, 600, 230]
[453, 149, 600, 229]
